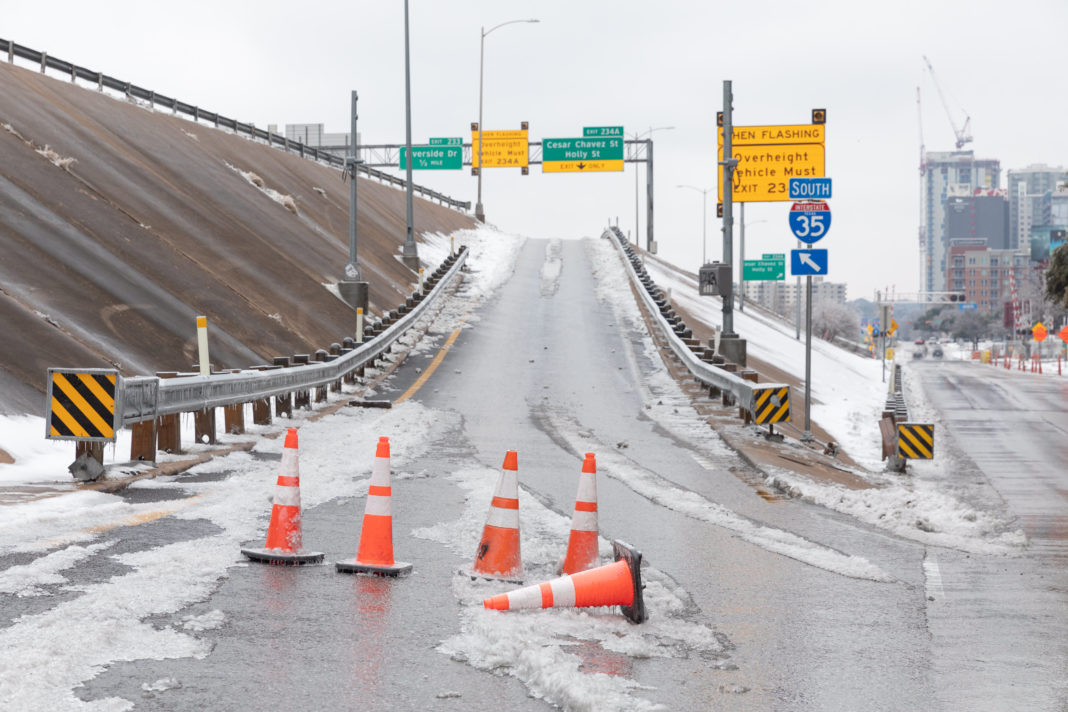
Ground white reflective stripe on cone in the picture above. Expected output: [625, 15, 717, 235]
[274, 486, 301, 508]
[280, 449, 300, 476]
[549, 576, 577, 607]
[492, 469, 518, 498]
[576, 474, 596, 501]
[364, 494, 392, 517]
[505, 583, 543, 610]
[569, 511, 598, 532]
[370, 457, 390, 485]
[486, 505, 519, 529]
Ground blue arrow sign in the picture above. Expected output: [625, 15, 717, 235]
[789, 177, 832, 200]
[791, 249, 828, 276]
[788, 201, 831, 244]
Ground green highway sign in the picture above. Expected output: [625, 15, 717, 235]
[543, 137, 623, 162]
[762, 253, 785, 260]
[583, 126, 623, 138]
[429, 137, 462, 146]
[400, 145, 462, 170]
[743, 257, 785, 281]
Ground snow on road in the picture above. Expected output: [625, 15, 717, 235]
[0, 227, 1029, 709]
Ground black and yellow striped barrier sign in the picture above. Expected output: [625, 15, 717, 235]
[897, 423, 934, 459]
[752, 385, 791, 425]
[46, 369, 118, 442]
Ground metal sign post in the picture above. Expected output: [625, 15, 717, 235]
[804, 274, 814, 442]
[788, 197, 832, 445]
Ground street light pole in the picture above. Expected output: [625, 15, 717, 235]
[677, 184, 712, 264]
[401, 0, 418, 268]
[475, 18, 538, 224]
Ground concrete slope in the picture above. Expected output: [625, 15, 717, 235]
[0, 61, 474, 414]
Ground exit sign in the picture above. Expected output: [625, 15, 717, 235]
[583, 126, 623, 138]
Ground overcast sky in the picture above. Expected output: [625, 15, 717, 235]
[5, 0, 1066, 302]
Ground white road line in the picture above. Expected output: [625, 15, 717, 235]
[923, 550, 944, 602]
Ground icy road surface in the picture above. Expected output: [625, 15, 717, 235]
[0, 228, 1062, 711]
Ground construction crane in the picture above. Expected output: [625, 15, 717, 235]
[922, 55, 972, 149]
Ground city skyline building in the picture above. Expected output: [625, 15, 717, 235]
[921, 150, 1001, 294]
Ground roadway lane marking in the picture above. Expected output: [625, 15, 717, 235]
[36, 494, 207, 550]
[923, 550, 944, 602]
[394, 326, 463, 404]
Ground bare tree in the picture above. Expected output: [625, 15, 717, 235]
[813, 302, 861, 342]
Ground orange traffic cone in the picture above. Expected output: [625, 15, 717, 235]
[336, 437, 412, 577]
[471, 451, 523, 582]
[484, 540, 647, 624]
[241, 428, 324, 565]
[561, 453, 599, 575]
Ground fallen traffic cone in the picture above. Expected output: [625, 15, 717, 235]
[484, 540, 647, 624]
[471, 451, 523, 582]
[241, 428, 324, 565]
[336, 437, 412, 577]
[560, 453, 600, 575]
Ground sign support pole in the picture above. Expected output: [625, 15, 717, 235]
[795, 246, 802, 340]
[646, 139, 655, 253]
[338, 90, 369, 315]
[401, 0, 419, 269]
[739, 203, 746, 312]
[803, 274, 814, 442]
[721, 80, 737, 338]
[881, 301, 890, 383]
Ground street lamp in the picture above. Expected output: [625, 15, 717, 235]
[475, 18, 539, 223]
[628, 126, 673, 248]
[677, 184, 713, 264]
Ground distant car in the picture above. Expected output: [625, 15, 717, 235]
[914, 338, 925, 345]
[912, 350, 924, 359]
[931, 347, 943, 358]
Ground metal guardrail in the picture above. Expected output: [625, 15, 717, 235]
[116, 247, 467, 426]
[604, 226, 775, 413]
[0, 38, 470, 212]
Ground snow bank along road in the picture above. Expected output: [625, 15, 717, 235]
[0, 229, 1063, 711]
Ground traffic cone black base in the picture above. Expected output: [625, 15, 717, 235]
[336, 559, 413, 577]
[241, 548, 325, 566]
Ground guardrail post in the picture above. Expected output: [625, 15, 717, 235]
[272, 357, 292, 417]
[313, 350, 329, 402]
[97, 72, 103, 91]
[7, 42, 12, 64]
[130, 420, 157, 462]
[194, 408, 217, 444]
[223, 370, 246, 434]
[249, 366, 274, 425]
[329, 343, 343, 391]
[156, 372, 181, 453]
[292, 354, 311, 409]
[75, 441, 104, 468]
[224, 403, 244, 434]
[739, 370, 759, 424]
[40, 51, 47, 73]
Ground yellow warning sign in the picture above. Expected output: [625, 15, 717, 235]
[752, 385, 791, 425]
[47, 369, 119, 441]
[471, 129, 529, 168]
[717, 122, 826, 203]
[717, 143, 825, 203]
[897, 423, 934, 459]
[722, 124, 826, 146]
